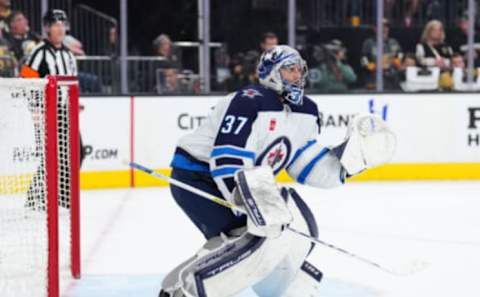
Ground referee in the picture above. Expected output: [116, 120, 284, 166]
[21, 9, 84, 210]
[20, 9, 77, 77]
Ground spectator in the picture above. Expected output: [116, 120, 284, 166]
[310, 39, 357, 92]
[438, 53, 464, 91]
[451, 53, 465, 69]
[400, 53, 418, 69]
[160, 67, 179, 93]
[397, 53, 417, 87]
[153, 33, 180, 67]
[100, 26, 120, 93]
[213, 47, 231, 91]
[449, 11, 480, 67]
[436, 54, 467, 91]
[243, 50, 260, 84]
[416, 20, 453, 70]
[260, 32, 278, 52]
[361, 19, 403, 90]
[449, 53, 480, 91]
[225, 53, 248, 92]
[156, 66, 197, 94]
[4, 11, 41, 65]
[0, 0, 11, 34]
[103, 26, 118, 56]
[384, 0, 420, 27]
[64, 35, 85, 56]
[0, 32, 14, 76]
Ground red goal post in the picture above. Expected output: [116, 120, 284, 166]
[0, 76, 80, 297]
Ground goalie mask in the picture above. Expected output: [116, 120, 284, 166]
[258, 45, 308, 105]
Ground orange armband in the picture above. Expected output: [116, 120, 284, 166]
[20, 65, 40, 78]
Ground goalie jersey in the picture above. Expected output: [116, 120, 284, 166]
[171, 84, 344, 203]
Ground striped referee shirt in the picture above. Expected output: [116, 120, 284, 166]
[20, 39, 77, 78]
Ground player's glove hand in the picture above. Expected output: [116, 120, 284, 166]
[331, 113, 396, 176]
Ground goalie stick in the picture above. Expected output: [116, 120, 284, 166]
[128, 161, 426, 276]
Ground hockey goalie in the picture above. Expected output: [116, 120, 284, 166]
[160, 45, 396, 297]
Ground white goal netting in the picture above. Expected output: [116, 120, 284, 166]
[0, 78, 79, 297]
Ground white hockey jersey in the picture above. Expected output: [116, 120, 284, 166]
[171, 85, 344, 202]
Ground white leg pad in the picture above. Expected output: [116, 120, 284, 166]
[281, 261, 323, 297]
[162, 187, 320, 297]
[163, 228, 292, 297]
[253, 188, 321, 297]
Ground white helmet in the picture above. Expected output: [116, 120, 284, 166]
[257, 45, 308, 105]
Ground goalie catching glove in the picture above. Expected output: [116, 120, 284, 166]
[233, 166, 293, 238]
[332, 113, 397, 176]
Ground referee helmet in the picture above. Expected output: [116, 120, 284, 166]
[43, 9, 68, 26]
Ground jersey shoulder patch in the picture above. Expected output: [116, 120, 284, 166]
[236, 85, 283, 112]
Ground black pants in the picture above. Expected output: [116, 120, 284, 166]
[170, 167, 246, 239]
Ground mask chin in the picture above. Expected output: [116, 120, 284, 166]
[282, 82, 304, 105]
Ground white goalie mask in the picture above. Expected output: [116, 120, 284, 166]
[257, 45, 308, 105]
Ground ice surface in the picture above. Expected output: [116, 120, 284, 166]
[66, 181, 480, 297]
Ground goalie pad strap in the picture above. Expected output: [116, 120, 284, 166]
[236, 170, 266, 226]
[234, 166, 292, 237]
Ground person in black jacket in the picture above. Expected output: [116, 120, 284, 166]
[416, 20, 454, 71]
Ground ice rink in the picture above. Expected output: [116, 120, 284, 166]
[66, 181, 480, 297]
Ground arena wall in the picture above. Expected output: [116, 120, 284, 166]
[76, 94, 480, 188]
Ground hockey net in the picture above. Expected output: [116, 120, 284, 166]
[0, 76, 80, 297]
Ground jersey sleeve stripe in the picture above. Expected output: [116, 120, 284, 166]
[215, 157, 244, 167]
[211, 147, 256, 161]
[211, 166, 242, 178]
[171, 153, 210, 172]
[297, 148, 330, 184]
[286, 139, 317, 170]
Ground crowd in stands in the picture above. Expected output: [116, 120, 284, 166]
[211, 11, 480, 93]
[2, 0, 480, 94]
[0, 1, 90, 79]
[0, 0, 41, 77]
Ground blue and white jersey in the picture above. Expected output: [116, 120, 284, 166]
[171, 84, 342, 202]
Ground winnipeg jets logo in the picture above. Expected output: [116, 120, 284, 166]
[267, 148, 284, 167]
[241, 89, 263, 99]
[256, 137, 292, 175]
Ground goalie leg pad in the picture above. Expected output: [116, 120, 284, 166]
[162, 187, 319, 297]
[253, 188, 320, 297]
[163, 229, 293, 297]
[281, 261, 323, 297]
[234, 166, 292, 238]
